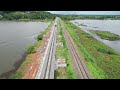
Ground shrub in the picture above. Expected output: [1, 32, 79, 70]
[26, 45, 36, 54]
[0, 14, 3, 20]
[97, 47, 117, 55]
[37, 34, 43, 41]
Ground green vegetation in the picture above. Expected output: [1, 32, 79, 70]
[55, 67, 68, 79]
[55, 19, 77, 79]
[89, 30, 120, 41]
[0, 11, 55, 20]
[56, 14, 120, 20]
[64, 21, 120, 79]
[96, 47, 118, 55]
[37, 34, 43, 41]
[0, 14, 3, 20]
[26, 45, 36, 54]
[17, 19, 48, 22]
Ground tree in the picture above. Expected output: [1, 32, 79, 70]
[0, 14, 3, 20]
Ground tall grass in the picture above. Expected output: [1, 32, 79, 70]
[26, 45, 36, 54]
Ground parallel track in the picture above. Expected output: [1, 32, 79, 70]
[60, 19, 90, 79]
[43, 25, 56, 79]
[35, 18, 57, 79]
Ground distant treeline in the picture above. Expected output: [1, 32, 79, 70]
[57, 14, 120, 20]
[0, 11, 120, 20]
[0, 11, 56, 20]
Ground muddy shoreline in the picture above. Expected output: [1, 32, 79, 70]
[0, 52, 27, 79]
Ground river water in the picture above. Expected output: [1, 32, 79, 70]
[0, 21, 49, 78]
[71, 20, 120, 53]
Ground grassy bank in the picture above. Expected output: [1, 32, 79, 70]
[55, 19, 77, 79]
[89, 30, 120, 41]
[11, 20, 54, 79]
[64, 21, 120, 79]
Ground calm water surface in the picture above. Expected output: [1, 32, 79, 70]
[0, 21, 49, 78]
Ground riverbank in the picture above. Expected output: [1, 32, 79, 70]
[11, 20, 54, 79]
[89, 30, 120, 41]
[0, 52, 27, 79]
[64, 21, 120, 79]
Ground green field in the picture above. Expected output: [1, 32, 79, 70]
[63, 20, 120, 79]
[89, 30, 120, 41]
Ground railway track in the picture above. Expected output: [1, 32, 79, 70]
[35, 18, 57, 79]
[43, 25, 56, 79]
[36, 17, 90, 79]
[60, 19, 91, 79]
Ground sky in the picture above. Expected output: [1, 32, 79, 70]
[47, 11, 120, 15]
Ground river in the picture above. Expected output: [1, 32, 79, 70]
[71, 20, 120, 53]
[0, 21, 49, 78]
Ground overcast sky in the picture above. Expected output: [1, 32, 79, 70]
[48, 11, 120, 15]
